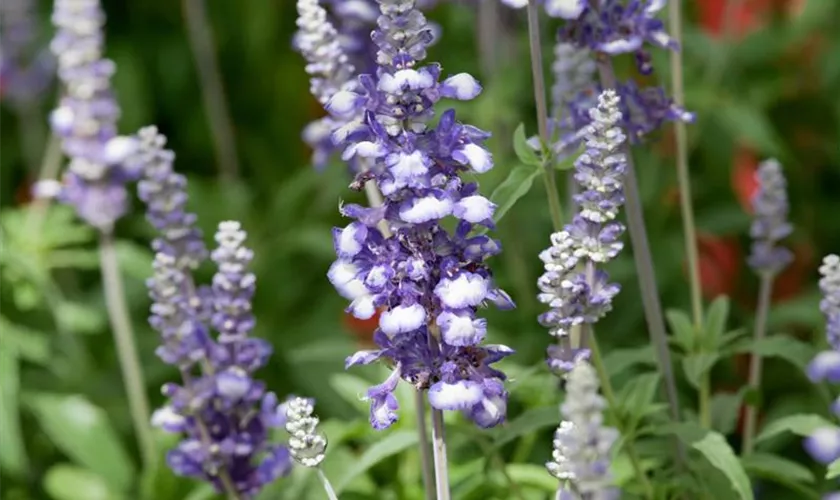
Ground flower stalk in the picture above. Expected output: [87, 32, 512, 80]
[99, 230, 156, 468]
[741, 273, 774, 455]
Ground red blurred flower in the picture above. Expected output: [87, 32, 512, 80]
[342, 308, 382, 348]
[697, 0, 805, 39]
[731, 145, 760, 214]
[693, 233, 743, 300]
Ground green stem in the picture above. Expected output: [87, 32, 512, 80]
[668, 0, 708, 430]
[182, 0, 240, 182]
[98, 231, 155, 468]
[589, 335, 655, 500]
[742, 274, 774, 456]
[25, 134, 63, 234]
[526, 0, 564, 233]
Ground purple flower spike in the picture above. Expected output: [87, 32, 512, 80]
[147, 220, 294, 497]
[748, 159, 793, 276]
[46, 0, 139, 231]
[322, 0, 514, 431]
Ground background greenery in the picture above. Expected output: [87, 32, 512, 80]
[2, 0, 840, 498]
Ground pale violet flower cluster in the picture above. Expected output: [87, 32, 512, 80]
[134, 130, 294, 497]
[547, 359, 619, 498]
[295, 0, 358, 167]
[500, 0, 587, 18]
[747, 159, 793, 276]
[539, 90, 625, 372]
[323, 0, 514, 430]
[46, 0, 140, 231]
[804, 255, 840, 470]
[0, 0, 54, 106]
[547, 0, 694, 144]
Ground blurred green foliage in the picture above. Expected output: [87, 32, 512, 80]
[2, 0, 840, 498]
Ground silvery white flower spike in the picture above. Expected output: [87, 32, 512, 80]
[747, 159, 793, 276]
[285, 397, 328, 468]
[538, 90, 625, 364]
[547, 359, 619, 498]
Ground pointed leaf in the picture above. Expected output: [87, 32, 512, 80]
[44, 464, 123, 500]
[332, 430, 418, 493]
[755, 414, 835, 444]
[493, 406, 559, 448]
[26, 394, 135, 491]
[704, 296, 730, 347]
[661, 423, 753, 500]
[827, 458, 840, 480]
[666, 309, 696, 353]
[681, 353, 720, 390]
[512, 123, 541, 167]
[0, 348, 26, 475]
[711, 388, 747, 435]
[604, 344, 657, 379]
[488, 164, 541, 224]
[741, 452, 814, 484]
[731, 334, 816, 371]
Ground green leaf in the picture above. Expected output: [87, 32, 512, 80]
[512, 123, 541, 167]
[711, 388, 746, 435]
[0, 348, 26, 476]
[44, 464, 123, 500]
[488, 164, 542, 224]
[827, 458, 840, 480]
[666, 309, 696, 352]
[716, 104, 784, 158]
[616, 372, 662, 428]
[332, 430, 418, 493]
[704, 296, 730, 347]
[741, 452, 814, 484]
[662, 423, 753, 500]
[328, 373, 373, 415]
[26, 394, 135, 491]
[493, 406, 559, 448]
[731, 335, 817, 371]
[681, 353, 720, 390]
[755, 414, 835, 444]
[55, 301, 107, 335]
[603, 345, 657, 379]
[503, 464, 557, 491]
[0, 317, 49, 364]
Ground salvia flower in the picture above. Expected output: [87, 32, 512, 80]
[538, 90, 625, 360]
[500, 0, 587, 19]
[0, 0, 54, 105]
[285, 397, 328, 468]
[47, 0, 140, 231]
[805, 255, 840, 468]
[148, 215, 291, 498]
[747, 159, 793, 276]
[325, 0, 514, 430]
[546, 359, 619, 498]
[134, 126, 208, 271]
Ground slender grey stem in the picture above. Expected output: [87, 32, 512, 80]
[595, 58, 683, 445]
[742, 274, 774, 456]
[182, 0, 240, 182]
[317, 467, 340, 500]
[415, 393, 436, 500]
[430, 407, 451, 500]
[476, 0, 499, 77]
[362, 179, 435, 499]
[526, 0, 564, 233]
[98, 231, 155, 468]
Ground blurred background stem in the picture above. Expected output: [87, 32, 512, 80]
[182, 0, 240, 182]
[596, 57, 684, 461]
[742, 273, 775, 455]
[98, 231, 155, 468]
[25, 134, 62, 234]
